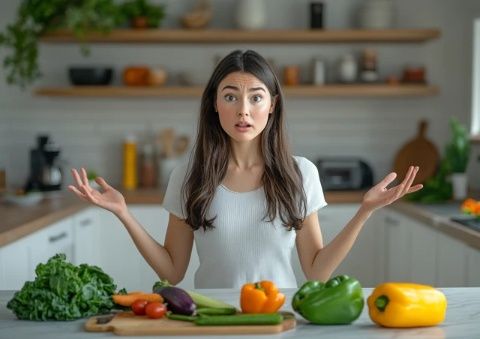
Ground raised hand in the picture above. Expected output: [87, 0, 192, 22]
[361, 165, 423, 212]
[68, 168, 127, 216]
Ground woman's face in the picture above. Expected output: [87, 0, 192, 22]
[215, 71, 275, 143]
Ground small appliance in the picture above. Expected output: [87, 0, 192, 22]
[25, 135, 63, 192]
[316, 157, 373, 191]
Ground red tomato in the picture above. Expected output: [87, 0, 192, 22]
[131, 299, 149, 316]
[145, 302, 167, 319]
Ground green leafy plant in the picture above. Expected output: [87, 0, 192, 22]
[6, 253, 120, 320]
[445, 117, 470, 173]
[121, 0, 166, 28]
[0, 0, 125, 88]
[407, 117, 470, 203]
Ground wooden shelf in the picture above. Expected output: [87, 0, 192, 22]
[40, 28, 440, 44]
[34, 84, 439, 98]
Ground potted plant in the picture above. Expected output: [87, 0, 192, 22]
[120, 0, 166, 29]
[445, 117, 471, 200]
[0, 0, 125, 88]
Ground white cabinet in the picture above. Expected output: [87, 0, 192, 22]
[96, 205, 199, 292]
[0, 232, 33, 290]
[292, 204, 380, 287]
[73, 207, 101, 267]
[384, 209, 437, 285]
[0, 217, 74, 290]
[29, 218, 74, 267]
[466, 246, 480, 286]
[436, 231, 469, 287]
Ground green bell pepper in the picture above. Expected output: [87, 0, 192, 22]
[291, 275, 364, 325]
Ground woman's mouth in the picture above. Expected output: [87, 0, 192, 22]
[235, 122, 252, 132]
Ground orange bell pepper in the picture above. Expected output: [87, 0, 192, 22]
[240, 281, 285, 314]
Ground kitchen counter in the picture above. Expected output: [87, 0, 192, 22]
[1, 288, 479, 338]
[0, 189, 364, 247]
[1, 188, 479, 249]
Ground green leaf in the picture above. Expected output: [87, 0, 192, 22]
[7, 253, 120, 321]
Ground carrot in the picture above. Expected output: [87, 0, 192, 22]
[112, 292, 163, 307]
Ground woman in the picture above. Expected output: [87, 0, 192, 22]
[69, 50, 422, 289]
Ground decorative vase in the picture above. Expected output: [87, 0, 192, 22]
[235, 0, 266, 30]
[451, 172, 468, 200]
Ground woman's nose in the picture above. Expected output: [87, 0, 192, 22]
[237, 111, 249, 117]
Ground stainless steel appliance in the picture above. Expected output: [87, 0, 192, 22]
[316, 157, 373, 191]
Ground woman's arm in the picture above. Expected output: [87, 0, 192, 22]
[69, 167, 193, 285]
[296, 165, 422, 281]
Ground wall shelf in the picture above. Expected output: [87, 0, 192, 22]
[34, 84, 439, 98]
[40, 28, 440, 44]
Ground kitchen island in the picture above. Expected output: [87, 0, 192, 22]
[0, 288, 478, 338]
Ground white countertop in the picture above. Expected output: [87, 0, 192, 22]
[1, 287, 479, 338]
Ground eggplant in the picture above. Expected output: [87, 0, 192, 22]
[157, 286, 196, 315]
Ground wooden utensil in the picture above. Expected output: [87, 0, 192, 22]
[85, 312, 296, 336]
[393, 120, 439, 185]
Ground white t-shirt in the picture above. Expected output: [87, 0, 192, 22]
[162, 156, 327, 288]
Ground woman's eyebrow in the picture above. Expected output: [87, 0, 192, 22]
[221, 85, 266, 93]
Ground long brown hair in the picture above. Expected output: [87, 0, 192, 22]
[182, 50, 307, 231]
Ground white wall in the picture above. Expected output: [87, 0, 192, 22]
[0, 0, 479, 190]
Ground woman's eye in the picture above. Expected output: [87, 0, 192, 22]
[224, 94, 236, 102]
[251, 95, 263, 103]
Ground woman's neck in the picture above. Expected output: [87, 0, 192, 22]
[229, 139, 263, 170]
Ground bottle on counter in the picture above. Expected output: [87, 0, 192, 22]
[122, 134, 138, 190]
[140, 143, 156, 188]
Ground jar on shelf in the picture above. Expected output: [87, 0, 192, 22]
[359, 48, 379, 83]
[337, 54, 358, 83]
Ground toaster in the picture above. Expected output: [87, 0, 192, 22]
[315, 157, 374, 191]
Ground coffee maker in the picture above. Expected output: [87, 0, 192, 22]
[25, 135, 63, 192]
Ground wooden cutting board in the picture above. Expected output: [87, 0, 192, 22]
[393, 120, 439, 185]
[85, 312, 296, 336]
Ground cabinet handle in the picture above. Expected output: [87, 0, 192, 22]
[385, 216, 400, 226]
[49, 232, 68, 243]
[80, 218, 92, 227]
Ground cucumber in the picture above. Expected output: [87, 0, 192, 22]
[194, 313, 283, 326]
[167, 313, 197, 322]
[196, 307, 237, 316]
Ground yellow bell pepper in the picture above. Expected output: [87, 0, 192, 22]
[367, 282, 447, 328]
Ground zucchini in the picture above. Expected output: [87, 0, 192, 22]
[194, 313, 283, 326]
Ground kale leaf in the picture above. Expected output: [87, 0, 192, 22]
[7, 253, 117, 320]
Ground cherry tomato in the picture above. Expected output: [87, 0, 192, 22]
[145, 302, 167, 319]
[131, 299, 148, 316]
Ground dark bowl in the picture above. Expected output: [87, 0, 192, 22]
[68, 67, 113, 86]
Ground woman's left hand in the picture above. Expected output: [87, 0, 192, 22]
[361, 165, 423, 212]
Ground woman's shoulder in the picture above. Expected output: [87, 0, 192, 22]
[292, 155, 317, 173]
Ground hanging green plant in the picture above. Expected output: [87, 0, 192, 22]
[0, 0, 126, 88]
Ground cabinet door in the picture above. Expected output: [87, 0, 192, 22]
[96, 209, 140, 291]
[466, 246, 480, 286]
[409, 218, 437, 285]
[293, 204, 378, 287]
[73, 207, 101, 266]
[436, 232, 468, 287]
[0, 234, 32, 290]
[384, 210, 412, 282]
[29, 218, 75, 268]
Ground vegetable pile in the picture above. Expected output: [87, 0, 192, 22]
[7, 253, 118, 321]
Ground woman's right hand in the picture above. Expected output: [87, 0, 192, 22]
[68, 168, 127, 216]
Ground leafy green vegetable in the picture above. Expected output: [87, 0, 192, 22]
[7, 253, 118, 321]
